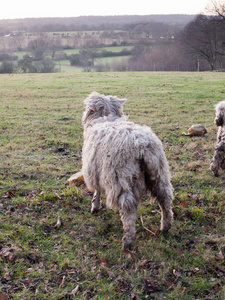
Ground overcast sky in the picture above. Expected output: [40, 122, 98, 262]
[1, 0, 212, 20]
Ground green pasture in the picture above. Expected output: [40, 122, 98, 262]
[0, 72, 224, 299]
[63, 46, 133, 56]
[59, 56, 129, 73]
[12, 46, 132, 73]
[13, 46, 133, 59]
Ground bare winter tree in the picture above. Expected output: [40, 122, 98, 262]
[48, 37, 62, 60]
[28, 37, 49, 61]
[82, 37, 101, 67]
[126, 42, 197, 72]
[207, 0, 225, 20]
[79, 50, 92, 72]
[18, 55, 34, 73]
[180, 14, 225, 71]
[12, 31, 26, 51]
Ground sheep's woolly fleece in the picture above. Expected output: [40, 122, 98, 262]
[81, 92, 173, 248]
[210, 100, 225, 176]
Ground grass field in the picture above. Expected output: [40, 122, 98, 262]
[0, 72, 225, 299]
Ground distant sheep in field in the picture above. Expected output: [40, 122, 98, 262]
[81, 92, 173, 249]
[210, 100, 225, 176]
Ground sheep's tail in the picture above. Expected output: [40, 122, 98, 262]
[140, 150, 173, 202]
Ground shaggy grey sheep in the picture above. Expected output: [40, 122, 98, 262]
[82, 92, 173, 249]
[210, 100, 225, 176]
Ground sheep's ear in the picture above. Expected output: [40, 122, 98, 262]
[119, 99, 127, 106]
[87, 103, 96, 111]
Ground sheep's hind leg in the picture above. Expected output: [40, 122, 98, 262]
[221, 158, 225, 169]
[210, 161, 220, 177]
[119, 201, 137, 250]
[210, 142, 225, 176]
[158, 199, 173, 234]
[151, 182, 173, 233]
[118, 193, 138, 249]
[91, 191, 101, 214]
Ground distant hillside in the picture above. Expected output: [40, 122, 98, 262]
[0, 14, 195, 34]
[71, 14, 195, 25]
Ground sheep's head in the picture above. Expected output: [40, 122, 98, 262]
[214, 100, 225, 126]
[82, 92, 127, 125]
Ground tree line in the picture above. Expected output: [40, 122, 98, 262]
[0, 15, 193, 36]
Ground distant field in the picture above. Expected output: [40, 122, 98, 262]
[0, 72, 224, 299]
[58, 56, 129, 73]
[58, 60, 83, 73]
[13, 46, 133, 58]
[12, 45, 132, 72]
[12, 51, 26, 59]
[63, 46, 133, 55]
[24, 30, 126, 37]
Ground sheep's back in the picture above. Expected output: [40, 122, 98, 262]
[82, 120, 164, 196]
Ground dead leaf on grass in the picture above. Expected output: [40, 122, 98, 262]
[139, 259, 149, 267]
[54, 192, 62, 200]
[122, 249, 135, 261]
[180, 201, 189, 208]
[26, 253, 40, 264]
[50, 263, 57, 273]
[2, 191, 15, 198]
[99, 258, 109, 264]
[0, 295, 9, 300]
[3, 271, 11, 281]
[139, 260, 164, 275]
[0, 248, 15, 262]
[215, 266, 225, 277]
[116, 275, 132, 292]
[173, 269, 182, 278]
[142, 277, 161, 293]
[215, 251, 224, 261]
[59, 275, 66, 288]
[71, 285, 79, 295]
[106, 269, 115, 279]
[54, 216, 62, 229]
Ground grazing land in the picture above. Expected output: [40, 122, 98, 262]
[0, 72, 225, 299]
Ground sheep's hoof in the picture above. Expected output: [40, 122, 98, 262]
[91, 207, 100, 214]
[122, 237, 134, 250]
[91, 201, 104, 214]
[210, 164, 219, 177]
[161, 229, 170, 237]
[212, 170, 219, 177]
[221, 160, 225, 169]
[161, 220, 171, 234]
